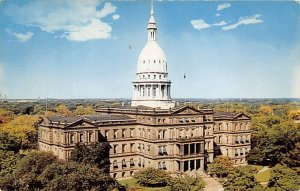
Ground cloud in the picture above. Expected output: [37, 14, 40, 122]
[222, 14, 263, 31]
[215, 13, 221, 17]
[191, 19, 227, 30]
[213, 21, 227, 26]
[112, 14, 120, 20]
[6, 30, 34, 42]
[295, 0, 300, 5]
[191, 19, 211, 30]
[217, 3, 231, 11]
[65, 19, 111, 41]
[5, 1, 117, 41]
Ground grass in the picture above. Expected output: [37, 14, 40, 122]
[254, 168, 272, 183]
[118, 178, 167, 191]
[250, 165, 264, 172]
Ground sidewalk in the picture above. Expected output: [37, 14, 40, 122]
[203, 177, 224, 191]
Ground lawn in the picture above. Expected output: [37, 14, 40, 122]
[254, 168, 272, 183]
[118, 178, 167, 191]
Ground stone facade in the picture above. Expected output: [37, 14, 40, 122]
[38, 106, 251, 179]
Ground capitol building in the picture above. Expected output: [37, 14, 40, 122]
[38, 4, 251, 179]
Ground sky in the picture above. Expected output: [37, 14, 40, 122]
[0, 0, 300, 99]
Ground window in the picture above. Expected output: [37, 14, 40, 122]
[70, 134, 74, 144]
[130, 143, 134, 152]
[138, 158, 141, 167]
[148, 87, 150, 96]
[122, 129, 125, 138]
[148, 129, 151, 139]
[162, 162, 167, 170]
[158, 146, 163, 155]
[79, 134, 83, 142]
[154, 60, 156, 63]
[148, 75, 150, 79]
[105, 130, 109, 139]
[113, 160, 118, 169]
[122, 172, 125, 177]
[113, 173, 117, 178]
[159, 75, 161, 79]
[235, 137, 239, 144]
[114, 130, 118, 139]
[130, 158, 134, 168]
[163, 146, 167, 155]
[158, 130, 162, 139]
[130, 129, 134, 137]
[122, 144, 126, 153]
[88, 132, 93, 142]
[154, 75, 156, 79]
[122, 159, 126, 169]
[143, 60, 145, 63]
[130, 171, 134, 176]
[158, 162, 162, 169]
[113, 145, 117, 154]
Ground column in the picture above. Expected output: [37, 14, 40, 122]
[194, 160, 196, 171]
[180, 161, 184, 172]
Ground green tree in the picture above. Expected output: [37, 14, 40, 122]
[39, 161, 118, 191]
[166, 174, 205, 191]
[267, 164, 300, 191]
[209, 156, 233, 178]
[0, 151, 23, 183]
[0, 151, 57, 190]
[0, 109, 15, 123]
[223, 168, 263, 191]
[0, 115, 39, 152]
[134, 168, 171, 187]
[74, 106, 96, 116]
[69, 142, 110, 173]
[55, 104, 72, 116]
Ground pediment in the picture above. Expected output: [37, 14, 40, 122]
[234, 113, 250, 120]
[65, 119, 97, 128]
[171, 106, 203, 115]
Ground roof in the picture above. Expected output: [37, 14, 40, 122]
[214, 112, 250, 120]
[47, 114, 134, 124]
[214, 112, 238, 118]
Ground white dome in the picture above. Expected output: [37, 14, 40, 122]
[137, 41, 167, 74]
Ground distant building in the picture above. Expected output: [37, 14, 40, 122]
[38, 3, 251, 179]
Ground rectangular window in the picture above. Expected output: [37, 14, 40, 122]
[79, 134, 83, 142]
[122, 144, 126, 153]
[70, 134, 74, 144]
[130, 143, 134, 152]
[114, 130, 118, 139]
[130, 129, 134, 137]
[122, 129, 125, 138]
[114, 145, 117, 154]
[89, 132, 93, 142]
